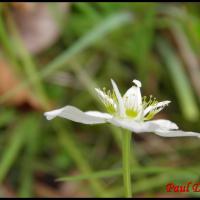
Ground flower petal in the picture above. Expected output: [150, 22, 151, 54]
[111, 79, 125, 116]
[154, 130, 200, 138]
[132, 80, 142, 106]
[143, 100, 171, 117]
[44, 106, 107, 124]
[85, 111, 112, 119]
[122, 80, 142, 120]
[146, 119, 179, 130]
[123, 86, 137, 104]
[123, 86, 142, 110]
[133, 79, 142, 88]
[109, 117, 200, 138]
[108, 118, 178, 133]
[108, 118, 157, 133]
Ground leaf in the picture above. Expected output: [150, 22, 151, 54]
[157, 38, 199, 122]
[0, 115, 39, 183]
[10, 3, 69, 54]
[57, 166, 199, 182]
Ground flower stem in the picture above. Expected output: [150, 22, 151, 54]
[122, 130, 132, 197]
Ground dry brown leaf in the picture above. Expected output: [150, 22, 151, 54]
[11, 3, 37, 12]
[0, 183, 16, 197]
[10, 3, 70, 54]
[34, 182, 62, 198]
[0, 58, 42, 109]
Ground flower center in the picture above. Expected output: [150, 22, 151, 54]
[123, 95, 139, 118]
[125, 108, 138, 118]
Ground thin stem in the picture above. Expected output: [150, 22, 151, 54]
[122, 130, 132, 198]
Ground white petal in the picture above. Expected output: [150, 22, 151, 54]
[44, 106, 107, 124]
[123, 80, 142, 111]
[144, 100, 171, 116]
[154, 130, 200, 138]
[108, 118, 178, 133]
[133, 79, 142, 88]
[123, 86, 142, 110]
[108, 117, 200, 138]
[111, 79, 125, 116]
[146, 119, 179, 130]
[85, 111, 112, 119]
[44, 108, 63, 120]
[95, 88, 116, 109]
[108, 118, 158, 133]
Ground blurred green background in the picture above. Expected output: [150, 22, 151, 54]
[0, 2, 200, 197]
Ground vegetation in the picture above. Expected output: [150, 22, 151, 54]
[0, 2, 199, 197]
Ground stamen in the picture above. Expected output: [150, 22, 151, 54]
[143, 97, 170, 121]
[95, 88, 117, 114]
[142, 95, 158, 109]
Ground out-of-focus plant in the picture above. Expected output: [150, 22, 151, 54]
[0, 2, 199, 198]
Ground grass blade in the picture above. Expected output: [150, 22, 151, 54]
[157, 37, 199, 121]
[0, 12, 133, 104]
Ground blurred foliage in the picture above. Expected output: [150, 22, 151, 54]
[0, 2, 199, 198]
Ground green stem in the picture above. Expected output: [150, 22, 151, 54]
[122, 130, 132, 198]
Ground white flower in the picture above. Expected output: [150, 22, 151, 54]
[44, 79, 200, 138]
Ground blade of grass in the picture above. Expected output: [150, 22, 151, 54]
[133, 174, 171, 195]
[0, 115, 35, 182]
[131, 8, 156, 83]
[1, 13, 109, 197]
[57, 168, 122, 182]
[42, 12, 132, 77]
[113, 171, 197, 196]
[0, 13, 136, 191]
[54, 121, 113, 197]
[18, 115, 40, 197]
[9, 14, 113, 197]
[0, 13, 17, 64]
[74, 3, 101, 20]
[57, 166, 199, 182]
[0, 11, 133, 197]
[0, 12, 133, 104]
[171, 23, 200, 100]
[0, 108, 16, 127]
[6, 13, 48, 108]
[0, 12, 23, 84]
[157, 37, 199, 121]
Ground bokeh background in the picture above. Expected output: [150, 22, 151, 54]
[0, 2, 200, 197]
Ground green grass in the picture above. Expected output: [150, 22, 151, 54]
[0, 2, 199, 198]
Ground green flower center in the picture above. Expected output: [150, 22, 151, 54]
[125, 109, 138, 118]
